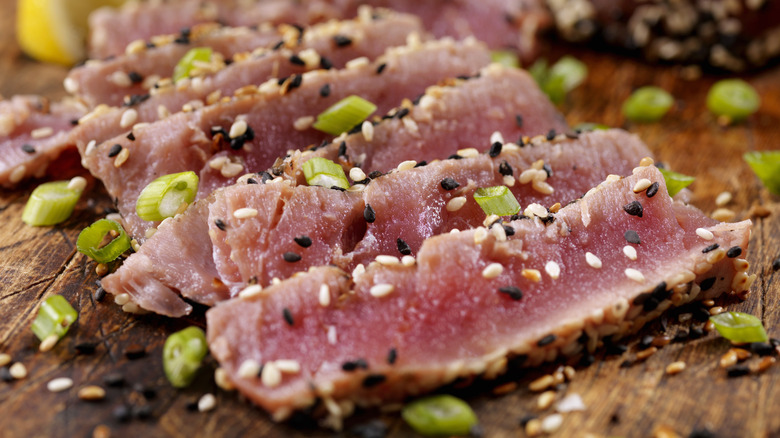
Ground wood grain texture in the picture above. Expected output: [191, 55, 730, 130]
[1, 1, 779, 437]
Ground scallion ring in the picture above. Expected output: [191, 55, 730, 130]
[302, 157, 350, 190]
[490, 50, 519, 68]
[31, 295, 78, 343]
[710, 311, 768, 344]
[707, 79, 760, 121]
[163, 326, 209, 388]
[658, 168, 694, 197]
[22, 180, 83, 226]
[136, 171, 199, 221]
[402, 395, 479, 436]
[173, 47, 213, 82]
[743, 151, 780, 195]
[473, 186, 520, 216]
[312, 95, 377, 136]
[622, 86, 674, 122]
[77, 219, 132, 263]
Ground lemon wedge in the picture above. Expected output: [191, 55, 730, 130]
[17, 0, 127, 65]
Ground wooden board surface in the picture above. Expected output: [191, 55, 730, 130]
[1, 2, 780, 437]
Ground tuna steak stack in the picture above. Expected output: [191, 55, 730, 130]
[101, 128, 651, 316]
[78, 37, 492, 238]
[89, 0, 551, 61]
[206, 165, 754, 424]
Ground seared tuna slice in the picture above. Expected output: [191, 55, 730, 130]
[70, 9, 423, 108]
[0, 96, 86, 188]
[80, 37, 491, 239]
[101, 129, 650, 316]
[206, 165, 753, 422]
[89, 0, 550, 61]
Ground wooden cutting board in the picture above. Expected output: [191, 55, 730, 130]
[1, 2, 779, 437]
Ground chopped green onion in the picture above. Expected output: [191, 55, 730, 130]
[312, 95, 377, 136]
[77, 219, 131, 263]
[707, 79, 760, 121]
[173, 47, 213, 82]
[528, 59, 548, 87]
[744, 151, 780, 195]
[402, 395, 478, 436]
[163, 326, 209, 388]
[136, 171, 199, 221]
[573, 122, 610, 132]
[622, 86, 674, 122]
[31, 295, 78, 343]
[490, 50, 519, 68]
[302, 157, 350, 190]
[22, 181, 83, 226]
[658, 168, 694, 197]
[528, 56, 587, 103]
[710, 311, 768, 344]
[473, 186, 520, 216]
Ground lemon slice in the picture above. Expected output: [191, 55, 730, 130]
[17, 0, 126, 65]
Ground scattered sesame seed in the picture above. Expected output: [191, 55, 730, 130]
[716, 191, 733, 206]
[261, 362, 282, 388]
[623, 245, 638, 260]
[239, 284, 262, 298]
[349, 167, 367, 182]
[293, 235, 312, 248]
[9, 362, 27, 379]
[375, 255, 400, 266]
[633, 178, 652, 193]
[537, 391, 556, 410]
[361, 121, 374, 141]
[21, 144, 35, 154]
[283, 252, 301, 262]
[198, 393, 217, 412]
[233, 208, 258, 219]
[482, 263, 504, 279]
[319, 83, 331, 97]
[529, 374, 554, 392]
[396, 160, 417, 172]
[275, 359, 301, 374]
[78, 385, 106, 401]
[585, 252, 602, 269]
[646, 182, 659, 197]
[370, 284, 395, 298]
[215, 367, 234, 391]
[47, 377, 74, 392]
[107, 144, 122, 158]
[446, 196, 467, 212]
[282, 308, 294, 326]
[498, 286, 523, 300]
[666, 361, 686, 375]
[696, 228, 714, 240]
[522, 269, 542, 282]
[31, 126, 54, 139]
[440, 177, 460, 191]
[333, 35, 352, 46]
[541, 414, 563, 433]
[0, 354, 10, 367]
[39, 334, 59, 352]
[556, 393, 586, 413]
[623, 201, 644, 217]
[364, 204, 376, 222]
[119, 109, 138, 128]
[625, 268, 645, 283]
[401, 255, 416, 266]
[624, 230, 641, 244]
[524, 203, 548, 219]
[544, 261, 561, 279]
[711, 208, 736, 222]
[238, 359, 262, 379]
[319, 284, 331, 307]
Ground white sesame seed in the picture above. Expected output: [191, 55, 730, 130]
[519, 168, 539, 184]
[639, 157, 655, 167]
[9, 166, 25, 184]
[114, 293, 131, 306]
[625, 268, 645, 283]
[489, 131, 505, 145]
[238, 359, 261, 379]
[261, 362, 282, 388]
[121, 302, 143, 314]
[345, 56, 369, 69]
[585, 252, 602, 269]
[503, 175, 516, 187]
[716, 191, 732, 206]
[9, 362, 27, 379]
[39, 334, 59, 352]
[0, 354, 10, 367]
[361, 121, 374, 141]
[125, 39, 146, 55]
[209, 156, 228, 169]
[490, 223, 507, 242]
[524, 203, 548, 218]
[351, 263, 365, 279]
[349, 167, 366, 182]
[666, 361, 686, 375]
[541, 414, 563, 433]
[556, 393, 586, 412]
[327, 326, 338, 345]
[157, 104, 170, 120]
[113, 147, 130, 167]
[233, 208, 258, 219]
[198, 393, 217, 412]
[606, 174, 621, 182]
[483, 214, 500, 228]
[482, 263, 504, 279]
[532, 180, 554, 195]
[696, 228, 714, 240]
[239, 284, 263, 298]
[401, 255, 415, 266]
[67, 176, 87, 193]
[473, 227, 488, 244]
[457, 148, 479, 158]
[370, 284, 395, 298]
[522, 269, 542, 282]
[120, 109, 138, 128]
[545, 261, 561, 279]
[375, 255, 400, 266]
[63, 77, 79, 94]
[78, 385, 106, 401]
[214, 367, 234, 391]
[47, 377, 74, 392]
[623, 245, 638, 260]
[220, 162, 244, 178]
[446, 196, 467, 212]
[229, 119, 248, 139]
[319, 284, 331, 307]
[633, 178, 652, 193]
[31, 126, 54, 139]
[84, 140, 97, 156]
[396, 160, 417, 172]
[274, 360, 301, 374]
[712, 208, 736, 222]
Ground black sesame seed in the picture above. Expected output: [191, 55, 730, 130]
[396, 238, 411, 256]
[349, 420, 388, 438]
[368, 171, 382, 179]
[387, 348, 397, 365]
[750, 342, 774, 356]
[320, 56, 333, 70]
[606, 342, 628, 355]
[651, 281, 669, 301]
[673, 330, 689, 343]
[333, 35, 352, 47]
[214, 219, 226, 231]
[247, 178, 258, 184]
[623, 200, 643, 217]
[700, 277, 716, 291]
[94, 286, 106, 302]
[546, 129, 556, 140]
[0, 366, 12, 382]
[639, 335, 654, 349]
[395, 107, 409, 119]
[689, 427, 716, 438]
[498, 286, 523, 300]
[542, 163, 553, 178]
[124, 344, 146, 360]
[448, 154, 463, 160]
[75, 342, 97, 355]
[498, 160, 513, 177]
[503, 225, 515, 236]
[342, 358, 369, 371]
[272, 40, 284, 50]
[619, 359, 634, 368]
[702, 243, 720, 253]
[440, 177, 460, 191]
[124, 93, 150, 107]
[537, 334, 556, 346]
[185, 397, 199, 411]
[103, 373, 125, 387]
[113, 404, 132, 422]
[624, 230, 641, 244]
[283, 308, 294, 326]
[289, 54, 305, 66]
[692, 304, 712, 322]
[126, 132, 135, 141]
[133, 383, 157, 400]
[376, 63, 386, 74]
[127, 71, 143, 83]
[646, 182, 659, 197]
[363, 204, 376, 223]
[108, 144, 122, 157]
[774, 257, 780, 271]
[259, 171, 273, 183]
[133, 404, 153, 420]
[283, 252, 302, 262]
[689, 326, 705, 339]
[294, 235, 312, 248]
[726, 364, 750, 378]
[21, 144, 36, 154]
[489, 141, 502, 157]
[361, 374, 386, 388]
[515, 114, 523, 127]
[726, 246, 742, 258]
[287, 74, 302, 91]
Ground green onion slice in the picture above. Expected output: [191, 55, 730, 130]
[136, 171, 199, 221]
[491, 50, 519, 68]
[163, 326, 209, 388]
[22, 181, 82, 226]
[77, 219, 131, 263]
[31, 295, 78, 343]
[744, 151, 780, 196]
[710, 311, 768, 344]
[622, 86, 674, 122]
[402, 395, 478, 436]
[312, 95, 377, 136]
[528, 56, 587, 103]
[707, 79, 760, 121]
[658, 168, 694, 197]
[302, 157, 350, 190]
[173, 47, 213, 82]
[573, 122, 610, 132]
[473, 186, 520, 216]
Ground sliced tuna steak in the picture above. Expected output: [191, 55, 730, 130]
[206, 165, 753, 422]
[101, 129, 650, 317]
[80, 37, 492, 239]
[70, 9, 423, 108]
[89, 0, 550, 61]
[0, 96, 86, 188]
